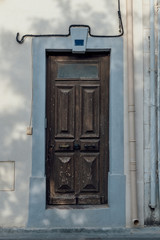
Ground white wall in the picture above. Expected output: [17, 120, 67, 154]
[143, 0, 160, 224]
[0, 0, 144, 227]
[143, 0, 152, 224]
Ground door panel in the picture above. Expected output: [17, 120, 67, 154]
[55, 85, 75, 138]
[80, 85, 100, 138]
[79, 153, 99, 193]
[54, 140, 74, 151]
[46, 53, 110, 205]
[78, 195, 101, 205]
[80, 140, 100, 152]
[50, 194, 76, 205]
[54, 153, 75, 193]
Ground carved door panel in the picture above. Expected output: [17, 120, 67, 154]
[46, 53, 109, 205]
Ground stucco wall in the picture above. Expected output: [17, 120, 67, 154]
[0, 0, 145, 228]
[143, 0, 152, 224]
[143, 0, 160, 224]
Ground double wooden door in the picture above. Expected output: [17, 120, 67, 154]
[46, 53, 109, 205]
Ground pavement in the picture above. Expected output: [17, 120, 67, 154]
[0, 227, 160, 240]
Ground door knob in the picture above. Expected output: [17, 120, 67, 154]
[74, 143, 80, 150]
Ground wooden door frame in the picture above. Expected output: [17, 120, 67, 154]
[46, 52, 109, 205]
[27, 31, 125, 228]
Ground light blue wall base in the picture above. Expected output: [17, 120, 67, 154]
[28, 26, 125, 228]
[28, 174, 125, 228]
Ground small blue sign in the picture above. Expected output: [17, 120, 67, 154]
[75, 39, 84, 46]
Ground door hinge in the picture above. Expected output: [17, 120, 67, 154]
[45, 118, 48, 128]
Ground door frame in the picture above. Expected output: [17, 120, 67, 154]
[46, 53, 109, 205]
[28, 28, 125, 228]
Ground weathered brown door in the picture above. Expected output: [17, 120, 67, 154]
[46, 52, 109, 205]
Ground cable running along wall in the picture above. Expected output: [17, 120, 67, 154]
[16, 0, 124, 44]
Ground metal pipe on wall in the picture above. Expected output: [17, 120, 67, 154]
[126, 0, 139, 225]
[150, 0, 157, 209]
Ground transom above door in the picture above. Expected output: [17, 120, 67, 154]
[46, 52, 110, 205]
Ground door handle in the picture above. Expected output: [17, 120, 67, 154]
[59, 144, 70, 149]
[74, 143, 80, 150]
[84, 144, 96, 150]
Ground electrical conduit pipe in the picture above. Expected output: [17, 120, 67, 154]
[126, 0, 139, 225]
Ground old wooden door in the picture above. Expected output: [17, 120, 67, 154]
[46, 52, 109, 205]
